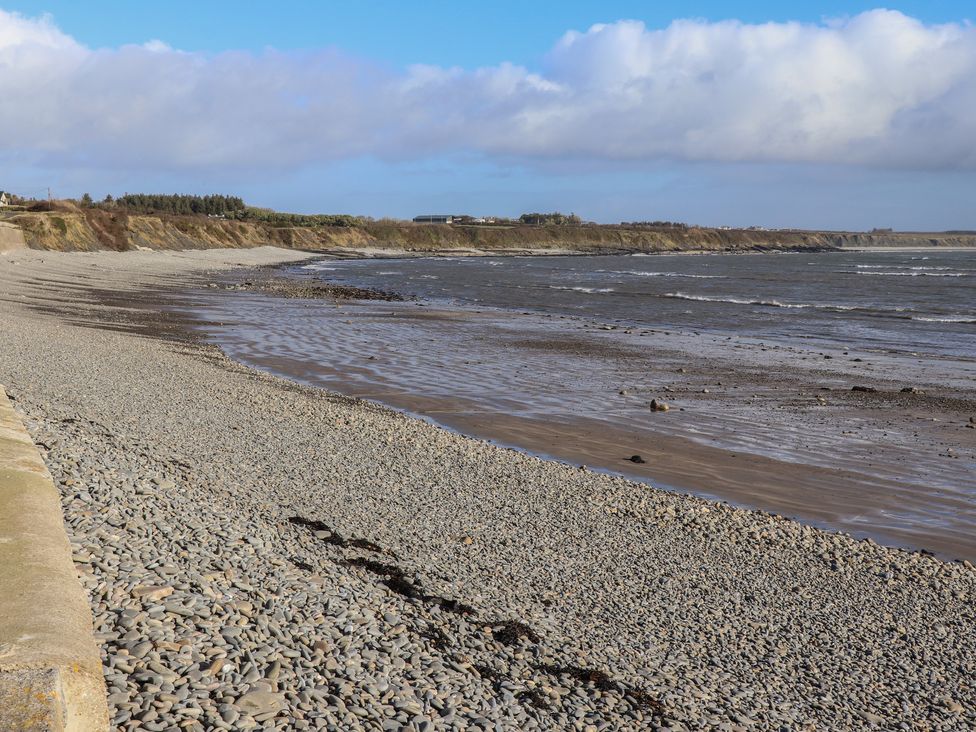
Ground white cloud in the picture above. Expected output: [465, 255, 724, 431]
[0, 8, 974, 172]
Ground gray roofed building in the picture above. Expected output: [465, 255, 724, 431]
[413, 214, 454, 224]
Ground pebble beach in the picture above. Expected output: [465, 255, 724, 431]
[0, 247, 974, 731]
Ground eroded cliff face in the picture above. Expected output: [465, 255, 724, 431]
[2, 211, 974, 254]
[3, 212, 377, 252]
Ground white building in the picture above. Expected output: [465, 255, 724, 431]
[0, 192, 10, 207]
[413, 214, 454, 224]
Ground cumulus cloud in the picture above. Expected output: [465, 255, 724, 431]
[0, 8, 974, 171]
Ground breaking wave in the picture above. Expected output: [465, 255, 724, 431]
[550, 286, 615, 294]
[661, 292, 973, 324]
[857, 271, 968, 277]
[855, 264, 953, 271]
[612, 270, 722, 279]
[910, 315, 976, 324]
[661, 293, 816, 309]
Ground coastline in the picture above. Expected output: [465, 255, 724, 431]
[1, 248, 974, 729]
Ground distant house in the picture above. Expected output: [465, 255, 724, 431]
[0, 192, 10, 207]
[413, 215, 454, 224]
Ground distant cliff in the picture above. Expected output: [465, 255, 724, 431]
[3, 210, 975, 254]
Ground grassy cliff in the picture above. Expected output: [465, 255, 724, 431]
[3, 208, 975, 254]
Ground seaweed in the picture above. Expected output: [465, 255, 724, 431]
[517, 688, 551, 710]
[343, 556, 477, 615]
[288, 516, 387, 554]
[289, 557, 314, 572]
[537, 664, 665, 716]
[489, 619, 541, 646]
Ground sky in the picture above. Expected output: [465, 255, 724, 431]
[1, 2, 975, 229]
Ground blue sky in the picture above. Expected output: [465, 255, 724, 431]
[1, 3, 975, 229]
[4, 1, 972, 65]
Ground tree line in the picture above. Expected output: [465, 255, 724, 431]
[110, 194, 247, 216]
[86, 194, 363, 227]
[232, 208, 364, 227]
[518, 212, 583, 225]
[620, 221, 689, 229]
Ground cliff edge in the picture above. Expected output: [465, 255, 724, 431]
[2, 210, 974, 254]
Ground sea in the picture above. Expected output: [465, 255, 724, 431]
[290, 249, 976, 360]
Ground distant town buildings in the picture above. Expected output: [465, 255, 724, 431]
[412, 214, 497, 224]
[413, 215, 455, 224]
[0, 192, 10, 207]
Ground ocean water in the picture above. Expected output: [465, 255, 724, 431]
[188, 249, 976, 557]
[294, 250, 976, 360]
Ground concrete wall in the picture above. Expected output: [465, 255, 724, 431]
[0, 221, 26, 251]
[0, 386, 108, 731]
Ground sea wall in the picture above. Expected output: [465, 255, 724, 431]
[0, 386, 109, 731]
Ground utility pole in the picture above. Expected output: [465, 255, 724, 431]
[47, 187, 52, 202]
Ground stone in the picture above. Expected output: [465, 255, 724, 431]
[206, 658, 228, 675]
[132, 585, 174, 601]
[235, 690, 285, 717]
[311, 640, 330, 655]
[856, 710, 885, 726]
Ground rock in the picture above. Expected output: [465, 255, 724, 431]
[265, 660, 281, 683]
[900, 387, 923, 394]
[131, 585, 174, 601]
[235, 690, 285, 718]
[311, 640, 330, 655]
[221, 708, 240, 724]
[851, 386, 877, 393]
[855, 710, 885, 726]
[628, 455, 646, 464]
[650, 399, 670, 412]
[206, 658, 228, 675]
[944, 699, 964, 714]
